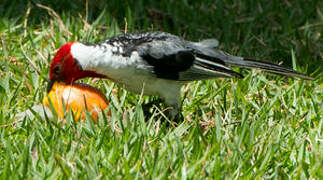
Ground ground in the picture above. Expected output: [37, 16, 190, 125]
[0, 0, 322, 179]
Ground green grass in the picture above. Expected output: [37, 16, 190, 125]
[0, 0, 322, 179]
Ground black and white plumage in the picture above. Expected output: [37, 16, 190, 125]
[49, 31, 312, 120]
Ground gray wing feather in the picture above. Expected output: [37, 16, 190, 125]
[193, 39, 219, 48]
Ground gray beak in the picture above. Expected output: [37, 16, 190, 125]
[47, 79, 55, 93]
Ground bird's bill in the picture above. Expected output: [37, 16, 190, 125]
[47, 79, 55, 93]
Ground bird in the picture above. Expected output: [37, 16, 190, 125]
[47, 31, 312, 120]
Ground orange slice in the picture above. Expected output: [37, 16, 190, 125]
[43, 82, 110, 122]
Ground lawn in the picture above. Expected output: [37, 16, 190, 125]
[0, 0, 322, 179]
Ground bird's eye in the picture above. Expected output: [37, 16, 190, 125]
[53, 64, 62, 74]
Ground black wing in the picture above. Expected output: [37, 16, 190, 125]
[133, 32, 243, 81]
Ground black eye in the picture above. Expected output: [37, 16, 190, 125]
[53, 64, 61, 74]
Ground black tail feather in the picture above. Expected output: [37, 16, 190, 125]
[238, 58, 313, 80]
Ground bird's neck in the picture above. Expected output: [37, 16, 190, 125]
[70, 42, 114, 72]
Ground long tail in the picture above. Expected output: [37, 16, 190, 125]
[192, 47, 313, 80]
[225, 57, 313, 80]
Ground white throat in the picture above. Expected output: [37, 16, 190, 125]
[70, 42, 112, 71]
[70, 42, 143, 80]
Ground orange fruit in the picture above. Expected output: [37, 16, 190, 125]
[43, 82, 110, 122]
